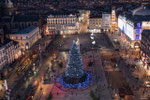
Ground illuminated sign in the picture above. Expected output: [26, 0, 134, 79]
[126, 23, 134, 40]
[121, 26, 125, 34]
[135, 29, 142, 34]
[135, 35, 140, 40]
[118, 17, 126, 34]
[118, 16, 141, 41]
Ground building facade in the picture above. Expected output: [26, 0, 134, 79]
[9, 26, 40, 50]
[111, 9, 118, 33]
[102, 13, 111, 32]
[11, 15, 40, 33]
[0, 15, 40, 34]
[118, 6, 150, 48]
[0, 46, 6, 70]
[88, 11, 111, 33]
[88, 16, 102, 33]
[0, 38, 21, 70]
[47, 14, 78, 34]
[140, 30, 150, 70]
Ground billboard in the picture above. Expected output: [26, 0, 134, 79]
[102, 14, 110, 29]
[118, 17, 126, 34]
[126, 23, 134, 40]
[118, 16, 135, 40]
[134, 22, 142, 41]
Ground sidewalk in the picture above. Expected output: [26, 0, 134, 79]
[91, 51, 112, 100]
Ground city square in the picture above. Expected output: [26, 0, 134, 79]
[1, 0, 150, 100]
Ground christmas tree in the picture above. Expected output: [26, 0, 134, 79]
[59, 41, 92, 88]
[65, 40, 84, 79]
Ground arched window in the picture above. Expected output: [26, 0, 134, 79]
[25, 42, 29, 50]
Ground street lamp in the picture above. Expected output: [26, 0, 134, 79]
[63, 35, 66, 38]
[90, 36, 94, 40]
[33, 63, 35, 66]
[91, 33, 94, 36]
[92, 41, 96, 45]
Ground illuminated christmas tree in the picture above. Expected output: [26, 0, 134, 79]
[65, 40, 84, 78]
[59, 41, 92, 88]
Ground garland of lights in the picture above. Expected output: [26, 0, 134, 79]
[60, 72, 91, 88]
[59, 41, 92, 89]
[65, 41, 84, 78]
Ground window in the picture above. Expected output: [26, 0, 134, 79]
[56, 19, 57, 24]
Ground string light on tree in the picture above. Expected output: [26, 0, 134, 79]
[65, 40, 84, 78]
[59, 41, 92, 89]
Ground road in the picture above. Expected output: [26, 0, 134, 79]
[7, 35, 58, 100]
[78, 11, 89, 33]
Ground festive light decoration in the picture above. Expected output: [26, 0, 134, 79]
[59, 41, 92, 89]
[65, 41, 84, 78]
[60, 72, 91, 88]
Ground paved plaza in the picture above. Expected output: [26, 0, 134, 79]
[33, 33, 113, 100]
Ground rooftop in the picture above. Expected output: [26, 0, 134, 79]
[15, 26, 37, 34]
[47, 10, 77, 18]
[0, 38, 12, 47]
[133, 6, 150, 16]
[89, 14, 102, 18]
[127, 15, 150, 22]
[89, 11, 102, 18]
[13, 15, 39, 22]
[0, 15, 39, 23]
[120, 13, 150, 22]
[48, 14, 76, 18]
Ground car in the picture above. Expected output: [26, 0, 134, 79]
[25, 82, 39, 97]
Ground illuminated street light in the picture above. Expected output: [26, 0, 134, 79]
[90, 36, 94, 40]
[22, 51, 25, 55]
[33, 63, 35, 66]
[91, 33, 94, 36]
[63, 35, 66, 38]
[92, 41, 96, 45]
